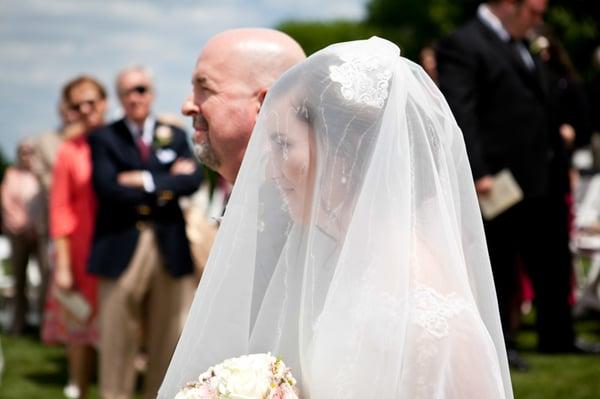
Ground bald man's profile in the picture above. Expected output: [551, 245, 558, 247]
[181, 28, 306, 183]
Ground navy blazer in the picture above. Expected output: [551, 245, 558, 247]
[88, 118, 203, 278]
[437, 18, 552, 200]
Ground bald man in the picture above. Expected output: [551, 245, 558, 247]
[182, 28, 305, 183]
[159, 29, 303, 398]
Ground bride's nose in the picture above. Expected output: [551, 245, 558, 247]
[267, 155, 283, 181]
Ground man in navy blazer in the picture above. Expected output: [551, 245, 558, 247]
[88, 65, 202, 399]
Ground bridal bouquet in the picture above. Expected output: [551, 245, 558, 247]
[174, 353, 299, 399]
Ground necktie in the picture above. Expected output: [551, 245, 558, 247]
[136, 127, 150, 162]
[509, 38, 535, 71]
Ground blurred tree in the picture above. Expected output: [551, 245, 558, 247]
[365, 0, 479, 59]
[278, 0, 600, 77]
[277, 20, 382, 56]
[279, 0, 480, 59]
[545, 0, 600, 79]
[0, 147, 9, 182]
[0, 146, 8, 230]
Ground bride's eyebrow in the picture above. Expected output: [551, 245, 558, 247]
[292, 103, 309, 120]
[270, 132, 288, 143]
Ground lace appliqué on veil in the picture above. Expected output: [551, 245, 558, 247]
[329, 56, 391, 109]
[411, 284, 474, 398]
[411, 284, 471, 339]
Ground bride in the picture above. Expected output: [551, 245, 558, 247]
[159, 37, 513, 398]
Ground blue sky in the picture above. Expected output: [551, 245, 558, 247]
[0, 0, 366, 160]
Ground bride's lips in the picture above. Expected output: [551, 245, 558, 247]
[275, 180, 294, 193]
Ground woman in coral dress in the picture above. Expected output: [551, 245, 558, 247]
[42, 75, 107, 399]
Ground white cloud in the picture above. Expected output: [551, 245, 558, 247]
[0, 0, 367, 159]
[0, 40, 77, 60]
[261, 0, 365, 20]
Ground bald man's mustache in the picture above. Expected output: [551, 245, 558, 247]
[192, 115, 208, 132]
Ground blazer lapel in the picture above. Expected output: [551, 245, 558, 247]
[531, 54, 549, 98]
[115, 118, 145, 167]
[476, 19, 546, 100]
[147, 120, 159, 167]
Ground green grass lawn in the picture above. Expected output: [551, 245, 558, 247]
[0, 319, 599, 399]
[0, 333, 78, 398]
[511, 318, 600, 399]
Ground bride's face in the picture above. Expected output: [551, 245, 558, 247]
[267, 101, 315, 223]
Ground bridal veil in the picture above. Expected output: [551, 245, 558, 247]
[160, 37, 513, 399]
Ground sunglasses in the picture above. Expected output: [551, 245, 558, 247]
[121, 85, 151, 96]
[70, 98, 100, 112]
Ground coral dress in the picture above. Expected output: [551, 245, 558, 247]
[42, 135, 98, 345]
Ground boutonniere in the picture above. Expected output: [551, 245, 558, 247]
[529, 35, 549, 56]
[154, 125, 173, 148]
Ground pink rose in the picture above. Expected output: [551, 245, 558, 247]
[197, 384, 217, 399]
[268, 385, 299, 399]
[175, 383, 217, 399]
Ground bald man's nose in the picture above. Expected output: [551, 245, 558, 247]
[181, 95, 197, 116]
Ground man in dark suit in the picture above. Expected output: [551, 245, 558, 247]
[88, 65, 202, 399]
[437, 0, 584, 368]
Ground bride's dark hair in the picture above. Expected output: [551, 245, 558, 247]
[267, 52, 392, 196]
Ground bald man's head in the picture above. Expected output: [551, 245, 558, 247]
[182, 28, 305, 183]
[206, 28, 305, 90]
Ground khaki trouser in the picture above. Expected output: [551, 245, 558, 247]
[98, 227, 195, 399]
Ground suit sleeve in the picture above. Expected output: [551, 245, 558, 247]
[150, 128, 203, 197]
[437, 35, 490, 180]
[89, 130, 153, 205]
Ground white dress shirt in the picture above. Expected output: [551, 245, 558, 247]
[477, 4, 535, 71]
[125, 116, 156, 192]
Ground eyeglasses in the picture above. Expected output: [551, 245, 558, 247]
[121, 85, 151, 96]
[70, 98, 100, 112]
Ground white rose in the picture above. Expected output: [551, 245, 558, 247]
[155, 125, 173, 146]
[216, 354, 273, 399]
[199, 368, 214, 382]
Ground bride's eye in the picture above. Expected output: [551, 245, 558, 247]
[270, 132, 291, 161]
[271, 133, 291, 148]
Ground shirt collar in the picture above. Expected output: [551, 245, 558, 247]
[125, 115, 156, 144]
[478, 3, 511, 43]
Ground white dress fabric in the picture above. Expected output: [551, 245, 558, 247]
[159, 37, 513, 399]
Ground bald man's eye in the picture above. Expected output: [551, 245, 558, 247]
[201, 85, 215, 94]
[193, 85, 212, 99]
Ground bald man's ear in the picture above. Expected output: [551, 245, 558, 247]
[256, 88, 268, 113]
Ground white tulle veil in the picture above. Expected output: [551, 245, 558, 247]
[159, 37, 513, 399]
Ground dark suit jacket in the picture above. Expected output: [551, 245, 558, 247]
[88, 118, 203, 278]
[436, 18, 551, 199]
